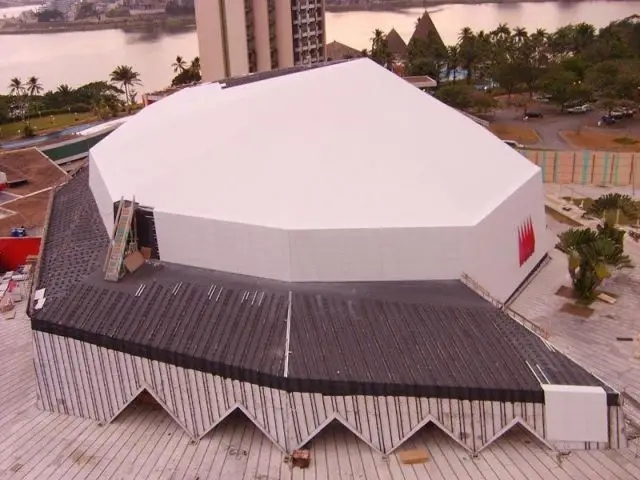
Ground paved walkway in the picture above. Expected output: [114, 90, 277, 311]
[512, 190, 640, 430]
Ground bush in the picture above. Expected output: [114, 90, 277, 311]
[22, 124, 35, 138]
[106, 7, 130, 18]
[30, 104, 92, 119]
[66, 103, 92, 113]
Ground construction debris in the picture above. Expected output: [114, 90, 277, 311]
[398, 449, 429, 465]
[291, 449, 311, 469]
[597, 293, 617, 305]
[124, 251, 145, 273]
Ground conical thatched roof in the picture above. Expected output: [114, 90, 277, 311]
[410, 11, 444, 48]
[326, 41, 364, 61]
[386, 28, 408, 57]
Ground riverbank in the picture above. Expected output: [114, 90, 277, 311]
[326, 0, 637, 11]
[0, 13, 195, 35]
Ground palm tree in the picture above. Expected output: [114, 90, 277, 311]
[446, 45, 460, 83]
[56, 84, 73, 96]
[513, 26, 529, 45]
[586, 193, 639, 225]
[172, 55, 188, 73]
[8, 78, 26, 121]
[557, 227, 632, 300]
[490, 23, 511, 43]
[109, 65, 141, 111]
[26, 76, 43, 96]
[8, 77, 24, 96]
[457, 27, 477, 84]
[370, 29, 391, 68]
[190, 56, 201, 75]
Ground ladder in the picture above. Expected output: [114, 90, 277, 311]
[104, 197, 135, 282]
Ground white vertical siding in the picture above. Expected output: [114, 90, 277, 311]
[33, 331, 624, 455]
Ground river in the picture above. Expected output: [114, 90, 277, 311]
[1, 2, 639, 92]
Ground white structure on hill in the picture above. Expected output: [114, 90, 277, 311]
[89, 59, 546, 302]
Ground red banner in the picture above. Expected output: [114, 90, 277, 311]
[0, 237, 41, 271]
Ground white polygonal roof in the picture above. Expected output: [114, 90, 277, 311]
[90, 59, 538, 230]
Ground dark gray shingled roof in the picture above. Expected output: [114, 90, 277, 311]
[31, 168, 618, 405]
[220, 59, 350, 89]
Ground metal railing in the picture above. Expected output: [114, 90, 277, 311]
[460, 273, 550, 340]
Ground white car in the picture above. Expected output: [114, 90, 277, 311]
[566, 104, 592, 114]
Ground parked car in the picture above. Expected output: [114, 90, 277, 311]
[503, 140, 524, 149]
[523, 110, 544, 120]
[611, 107, 635, 119]
[533, 94, 551, 103]
[566, 104, 592, 114]
[598, 115, 617, 126]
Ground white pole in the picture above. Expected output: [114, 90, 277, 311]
[633, 154, 636, 197]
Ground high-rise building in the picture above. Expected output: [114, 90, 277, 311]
[195, 0, 326, 81]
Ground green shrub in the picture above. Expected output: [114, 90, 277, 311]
[614, 136, 639, 145]
[22, 124, 35, 138]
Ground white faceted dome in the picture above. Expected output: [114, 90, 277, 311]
[89, 59, 546, 301]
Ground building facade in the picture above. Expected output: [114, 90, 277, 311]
[195, 0, 326, 81]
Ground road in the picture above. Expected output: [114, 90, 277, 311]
[488, 102, 640, 150]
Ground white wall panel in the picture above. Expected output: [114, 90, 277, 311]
[463, 172, 547, 302]
[543, 385, 609, 443]
[33, 331, 621, 454]
[288, 226, 467, 282]
[154, 210, 292, 280]
[88, 153, 115, 235]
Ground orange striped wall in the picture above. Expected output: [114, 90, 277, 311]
[519, 150, 640, 187]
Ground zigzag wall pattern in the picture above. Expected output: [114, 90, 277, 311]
[32, 331, 626, 453]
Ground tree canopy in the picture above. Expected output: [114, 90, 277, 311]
[400, 15, 640, 110]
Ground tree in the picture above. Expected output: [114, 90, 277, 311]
[457, 27, 477, 84]
[172, 55, 188, 73]
[36, 8, 64, 22]
[587, 193, 640, 224]
[56, 84, 73, 96]
[8, 77, 24, 96]
[406, 35, 448, 83]
[26, 76, 43, 97]
[75, 2, 98, 20]
[538, 67, 591, 109]
[434, 83, 475, 110]
[493, 62, 521, 99]
[586, 59, 640, 110]
[109, 65, 141, 112]
[8, 78, 26, 121]
[446, 45, 460, 83]
[470, 90, 498, 113]
[171, 56, 202, 86]
[171, 68, 201, 86]
[557, 227, 632, 301]
[190, 56, 201, 75]
[369, 29, 392, 68]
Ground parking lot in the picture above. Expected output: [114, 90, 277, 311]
[487, 99, 640, 150]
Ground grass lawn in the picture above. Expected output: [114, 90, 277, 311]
[560, 129, 640, 152]
[0, 112, 97, 140]
[488, 123, 540, 145]
[561, 196, 640, 226]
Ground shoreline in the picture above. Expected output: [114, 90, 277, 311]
[326, 0, 638, 11]
[0, 13, 195, 35]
